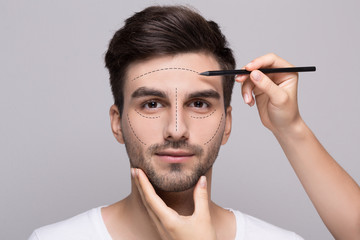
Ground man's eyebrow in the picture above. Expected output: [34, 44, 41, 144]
[187, 89, 221, 100]
[131, 87, 167, 99]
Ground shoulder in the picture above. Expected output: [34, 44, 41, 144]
[229, 209, 304, 240]
[28, 206, 110, 240]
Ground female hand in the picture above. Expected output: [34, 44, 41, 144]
[131, 168, 217, 240]
[236, 53, 303, 135]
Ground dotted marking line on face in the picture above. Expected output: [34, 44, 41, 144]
[190, 109, 216, 119]
[127, 113, 146, 146]
[131, 67, 199, 81]
[135, 109, 160, 119]
[204, 113, 223, 145]
[175, 87, 178, 132]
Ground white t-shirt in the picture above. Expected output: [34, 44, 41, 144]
[28, 206, 303, 240]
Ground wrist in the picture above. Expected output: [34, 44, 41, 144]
[272, 117, 309, 141]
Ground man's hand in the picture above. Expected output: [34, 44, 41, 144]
[131, 168, 217, 240]
[236, 53, 302, 134]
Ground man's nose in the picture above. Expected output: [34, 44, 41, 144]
[164, 104, 189, 142]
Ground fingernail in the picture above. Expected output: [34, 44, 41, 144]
[200, 176, 207, 188]
[236, 75, 246, 82]
[246, 62, 253, 69]
[244, 93, 250, 103]
[131, 168, 135, 178]
[251, 70, 262, 82]
[135, 168, 139, 177]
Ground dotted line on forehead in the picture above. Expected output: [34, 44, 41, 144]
[131, 67, 199, 81]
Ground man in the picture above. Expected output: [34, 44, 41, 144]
[29, 5, 360, 240]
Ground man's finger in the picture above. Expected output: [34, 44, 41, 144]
[250, 70, 289, 107]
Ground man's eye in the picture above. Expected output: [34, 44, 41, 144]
[143, 101, 163, 109]
[189, 100, 209, 108]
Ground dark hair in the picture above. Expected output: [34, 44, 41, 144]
[105, 5, 235, 115]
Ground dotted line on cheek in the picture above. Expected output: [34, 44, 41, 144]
[127, 114, 146, 146]
[131, 67, 199, 81]
[135, 109, 160, 119]
[190, 109, 216, 119]
[204, 113, 223, 145]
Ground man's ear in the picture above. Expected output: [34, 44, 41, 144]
[110, 104, 125, 144]
[221, 106, 232, 145]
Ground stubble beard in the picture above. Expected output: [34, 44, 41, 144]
[123, 136, 222, 192]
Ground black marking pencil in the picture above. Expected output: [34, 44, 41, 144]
[199, 66, 316, 76]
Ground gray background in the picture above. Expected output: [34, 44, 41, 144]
[1, 0, 359, 239]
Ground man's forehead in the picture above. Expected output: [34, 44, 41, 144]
[131, 67, 200, 82]
[125, 53, 221, 80]
[123, 53, 224, 95]
[126, 67, 223, 95]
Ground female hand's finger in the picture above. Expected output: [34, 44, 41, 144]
[249, 70, 289, 107]
[192, 176, 217, 239]
[132, 168, 173, 239]
[245, 53, 297, 86]
[193, 176, 210, 218]
[245, 53, 293, 71]
[241, 78, 255, 106]
[135, 168, 178, 220]
[235, 66, 248, 84]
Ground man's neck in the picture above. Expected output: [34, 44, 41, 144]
[154, 187, 196, 216]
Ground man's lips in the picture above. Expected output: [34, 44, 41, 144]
[155, 149, 195, 163]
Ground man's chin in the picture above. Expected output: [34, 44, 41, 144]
[153, 183, 195, 193]
[149, 174, 199, 193]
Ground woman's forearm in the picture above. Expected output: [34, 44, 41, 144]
[274, 120, 360, 240]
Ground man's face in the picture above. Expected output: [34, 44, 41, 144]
[113, 52, 232, 192]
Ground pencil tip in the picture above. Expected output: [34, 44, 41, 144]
[199, 71, 209, 76]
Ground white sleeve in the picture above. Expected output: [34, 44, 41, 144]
[28, 231, 40, 240]
[291, 232, 305, 240]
